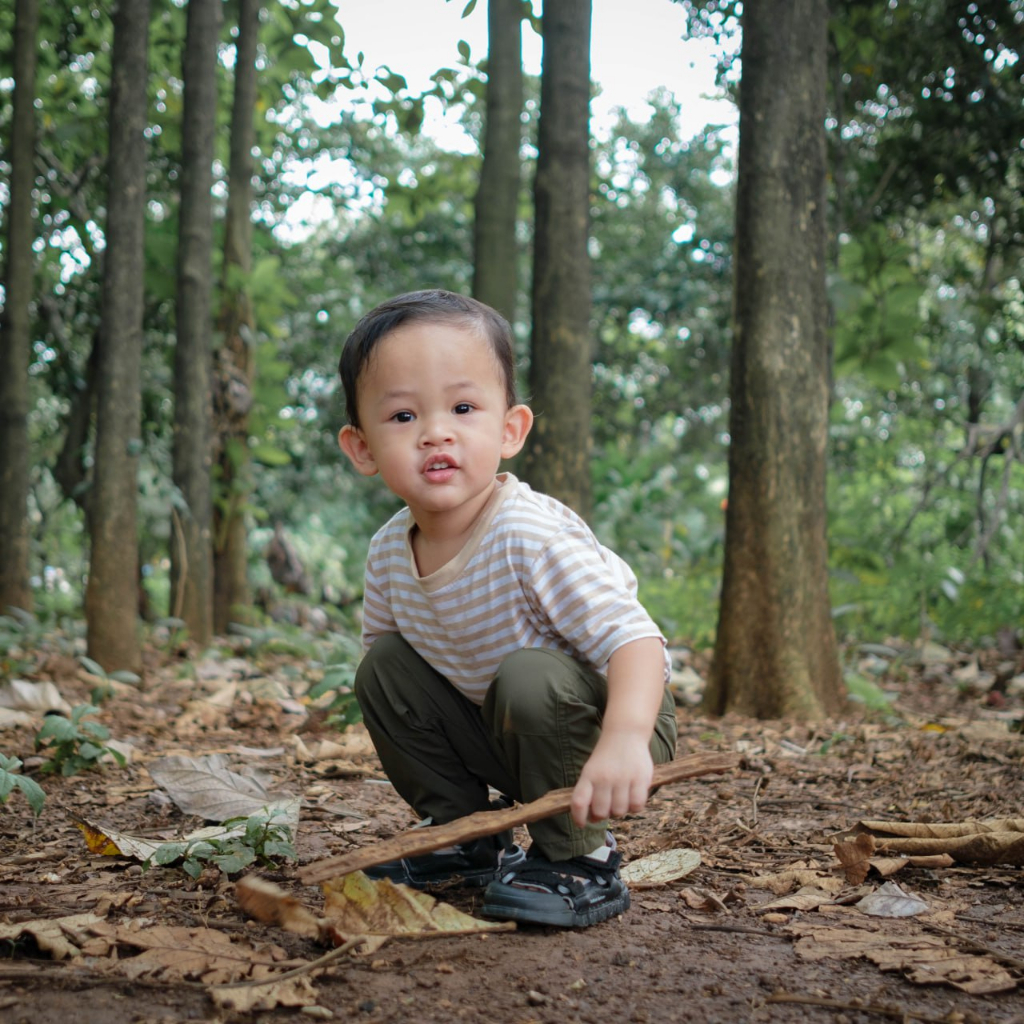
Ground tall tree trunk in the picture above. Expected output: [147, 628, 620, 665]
[84, 0, 151, 672]
[520, 0, 593, 517]
[170, 0, 221, 645]
[703, 0, 844, 720]
[213, 0, 260, 634]
[0, 0, 39, 615]
[471, 0, 524, 324]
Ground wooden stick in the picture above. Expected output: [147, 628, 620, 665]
[298, 751, 738, 885]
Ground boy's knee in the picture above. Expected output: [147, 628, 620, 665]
[353, 632, 407, 703]
[489, 648, 596, 733]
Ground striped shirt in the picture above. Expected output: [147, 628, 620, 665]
[361, 473, 670, 704]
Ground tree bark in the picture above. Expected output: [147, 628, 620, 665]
[213, 0, 260, 635]
[520, 0, 593, 517]
[0, 0, 40, 615]
[703, 0, 844, 720]
[471, 0, 524, 325]
[170, 0, 221, 645]
[84, 0, 151, 671]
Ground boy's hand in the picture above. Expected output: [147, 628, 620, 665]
[570, 730, 654, 828]
[569, 637, 666, 830]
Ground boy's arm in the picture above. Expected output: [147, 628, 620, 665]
[569, 636, 668, 830]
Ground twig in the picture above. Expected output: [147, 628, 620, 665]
[750, 774, 765, 827]
[765, 992, 952, 1023]
[681, 922, 788, 938]
[209, 934, 369, 990]
[298, 752, 739, 885]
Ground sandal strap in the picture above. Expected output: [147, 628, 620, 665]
[498, 850, 623, 896]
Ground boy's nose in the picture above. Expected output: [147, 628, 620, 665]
[419, 414, 455, 445]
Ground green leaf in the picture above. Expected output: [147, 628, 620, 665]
[79, 655, 108, 678]
[15, 775, 46, 816]
[457, 39, 471, 63]
[212, 847, 255, 874]
[154, 843, 188, 865]
[251, 443, 292, 467]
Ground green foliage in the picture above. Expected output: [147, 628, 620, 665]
[307, 633, 363, 731]
[0, 609, 47, 680]
[78, 655, 142, 705]
[35, 705, 126, 777]
[147, 810, 296, 879]
[0, 754, 46, 817]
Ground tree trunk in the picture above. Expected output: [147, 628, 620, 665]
[520, 0, 593, 517]
[0, 0, 39, 615]
[170, 0, 221, 645]
[84, 0, 151, 671]
[212, 0, 260, 635]
[471, 0, 524, 324]
[703, 0, 844, 720]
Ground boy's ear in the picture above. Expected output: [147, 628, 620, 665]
[338, 425, 379, 476]
[501, 404, 533, 460]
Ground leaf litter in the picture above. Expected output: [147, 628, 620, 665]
[0, 633, 1022, 1022]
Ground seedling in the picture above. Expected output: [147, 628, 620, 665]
[79, 654, 141, 704]
[147, 809, 297, 879]
[308, 635, 363, 731]
[0, 754, 45, 816]
[35, 704, 127, 776]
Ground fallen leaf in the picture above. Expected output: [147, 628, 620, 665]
[621, 847, 701, 887]
[0, 679, 71, 716]
[834, 832, 874, 885]
[148, 753, 300, 827]
[321, 871, 513, 952]
[754, 886, 838, 914]
[236, 876, 325, 941]
[0, 913, 107, 960]
[855, 881, 929, 918]
[74, 817, 262, 863]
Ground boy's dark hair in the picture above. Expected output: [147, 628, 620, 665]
[339, 290, 518, 428]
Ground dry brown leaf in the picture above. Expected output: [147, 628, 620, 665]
[621, 848, 701, 887]
[87, 920, 294, 985]
[0, 913, 106, 960]
[786, 921, 1018, 994]
[834, 832, 874, 884]
[747, 869, 845, 896]
[857, 818, 1024, 839]
[236, 876, 326, 942]
[321, 871, 512, 953]
[754, 886, 838, 914]
[211, 972, 319, 1012]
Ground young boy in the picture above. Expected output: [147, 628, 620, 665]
[337, 289, 677, 928]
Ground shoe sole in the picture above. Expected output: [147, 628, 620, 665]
[481, 886, 630, 928]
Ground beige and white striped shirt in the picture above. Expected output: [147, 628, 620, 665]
[361, 474, 670, 704]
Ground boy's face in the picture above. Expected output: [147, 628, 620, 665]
[338, 322, 532, 530]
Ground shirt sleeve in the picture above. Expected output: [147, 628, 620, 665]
[523, 524, 669, 678]
[360, 535, 398, 652]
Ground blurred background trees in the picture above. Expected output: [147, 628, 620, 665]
[0, 0, 1021, 713]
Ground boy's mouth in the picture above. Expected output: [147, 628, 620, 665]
[422, 454, 459, 479]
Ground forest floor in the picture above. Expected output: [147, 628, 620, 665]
[1, 628, 1023, 1024]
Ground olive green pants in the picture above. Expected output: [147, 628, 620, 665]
[354, 633, 678, 860]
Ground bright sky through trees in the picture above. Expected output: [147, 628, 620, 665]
[331, 0, 736, 144]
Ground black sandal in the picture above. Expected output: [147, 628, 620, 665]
[481, 849, 630, 927]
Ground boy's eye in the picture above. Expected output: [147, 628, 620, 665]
[453, 403, 473, 415]
[392, 411, 414, 423]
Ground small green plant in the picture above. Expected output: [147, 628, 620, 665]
[78, 655, 141, 704]
[148, 810, 297, 879]
[0, 754, 46, 816]
[35, 704, 127, 776]
[307, 634, 363, 731]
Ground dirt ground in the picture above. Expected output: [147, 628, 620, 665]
[1, 633, 1023, 1024]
